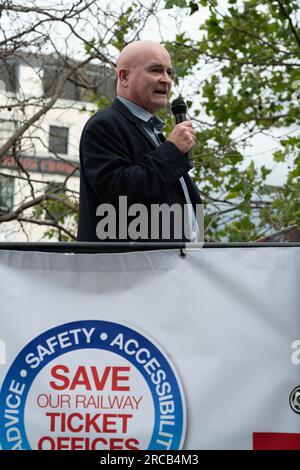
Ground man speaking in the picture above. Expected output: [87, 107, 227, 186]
[77, 40, 201, 244]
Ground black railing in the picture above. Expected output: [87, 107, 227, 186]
[0, 242, 299, 253]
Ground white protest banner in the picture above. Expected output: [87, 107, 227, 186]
[0, 247, 299, 450]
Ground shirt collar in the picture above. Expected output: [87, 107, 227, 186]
[117, 96, 164, 130]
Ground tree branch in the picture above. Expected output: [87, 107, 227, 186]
[0, 56, 93, 160]
[213, 5, 298, 56]
[16, 217, 76, 240]
[0, 192, 77, 223]
[274, 0, 300, 48]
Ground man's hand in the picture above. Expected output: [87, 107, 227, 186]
[166, 121, 196, 154]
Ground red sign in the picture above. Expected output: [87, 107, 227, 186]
[0, 156, 79, 176]
[253, 432, 300, 450]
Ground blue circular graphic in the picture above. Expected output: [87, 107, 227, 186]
[0, 321, 185, 450]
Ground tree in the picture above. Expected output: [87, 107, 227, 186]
[163, 0, 300, 240]
[1, 0, 299, 242]
[0, 0, 161, 241]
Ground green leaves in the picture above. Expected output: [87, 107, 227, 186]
[181, 0, 300, 240]
[189, 1, 199, 15]
[164, 0, 189, 9]
[110, 5, 140, 51]
[84, 38, 96, 55]
[273, 150, 286, 163]
[93, 0, 300, 241]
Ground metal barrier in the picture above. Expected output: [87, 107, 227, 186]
[0, 241, 300, 253]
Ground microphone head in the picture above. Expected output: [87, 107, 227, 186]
[171, 95, 187, 115]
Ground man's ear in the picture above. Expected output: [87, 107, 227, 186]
[118, 68, 128, 87]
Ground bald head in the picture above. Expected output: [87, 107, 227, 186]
[116, 40, 171, 72]
[116, 40, 173, 114]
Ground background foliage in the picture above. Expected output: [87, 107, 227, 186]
[1, 0, 299, 241]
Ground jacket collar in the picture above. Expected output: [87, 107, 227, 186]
[111, 99, 200, 203]
[112, 99, 158, 148]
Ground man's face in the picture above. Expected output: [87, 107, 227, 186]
[124, 49, 173, 114]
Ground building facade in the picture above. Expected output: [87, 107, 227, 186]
[0, 52, 116, 241]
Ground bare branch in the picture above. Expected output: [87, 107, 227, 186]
[0, 55, 95, 160]
[273, 0, 300, 48]
[17, 217, 76, 240]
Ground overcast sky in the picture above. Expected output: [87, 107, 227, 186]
[5, 0, 297, 185]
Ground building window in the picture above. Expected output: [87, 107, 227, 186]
[0, 175, 14, 212]
[44, 183, 68, 222]
[0, 120, 20, 155]
[43, 65, 80, 100]
[49, 126, 69, 154]
[42, 63, 116, 103]
[0, 62, 18, 93]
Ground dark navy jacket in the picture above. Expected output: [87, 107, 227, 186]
[77, 99, 201, 243]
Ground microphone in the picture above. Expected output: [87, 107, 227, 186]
[171, 95, 194, 168]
